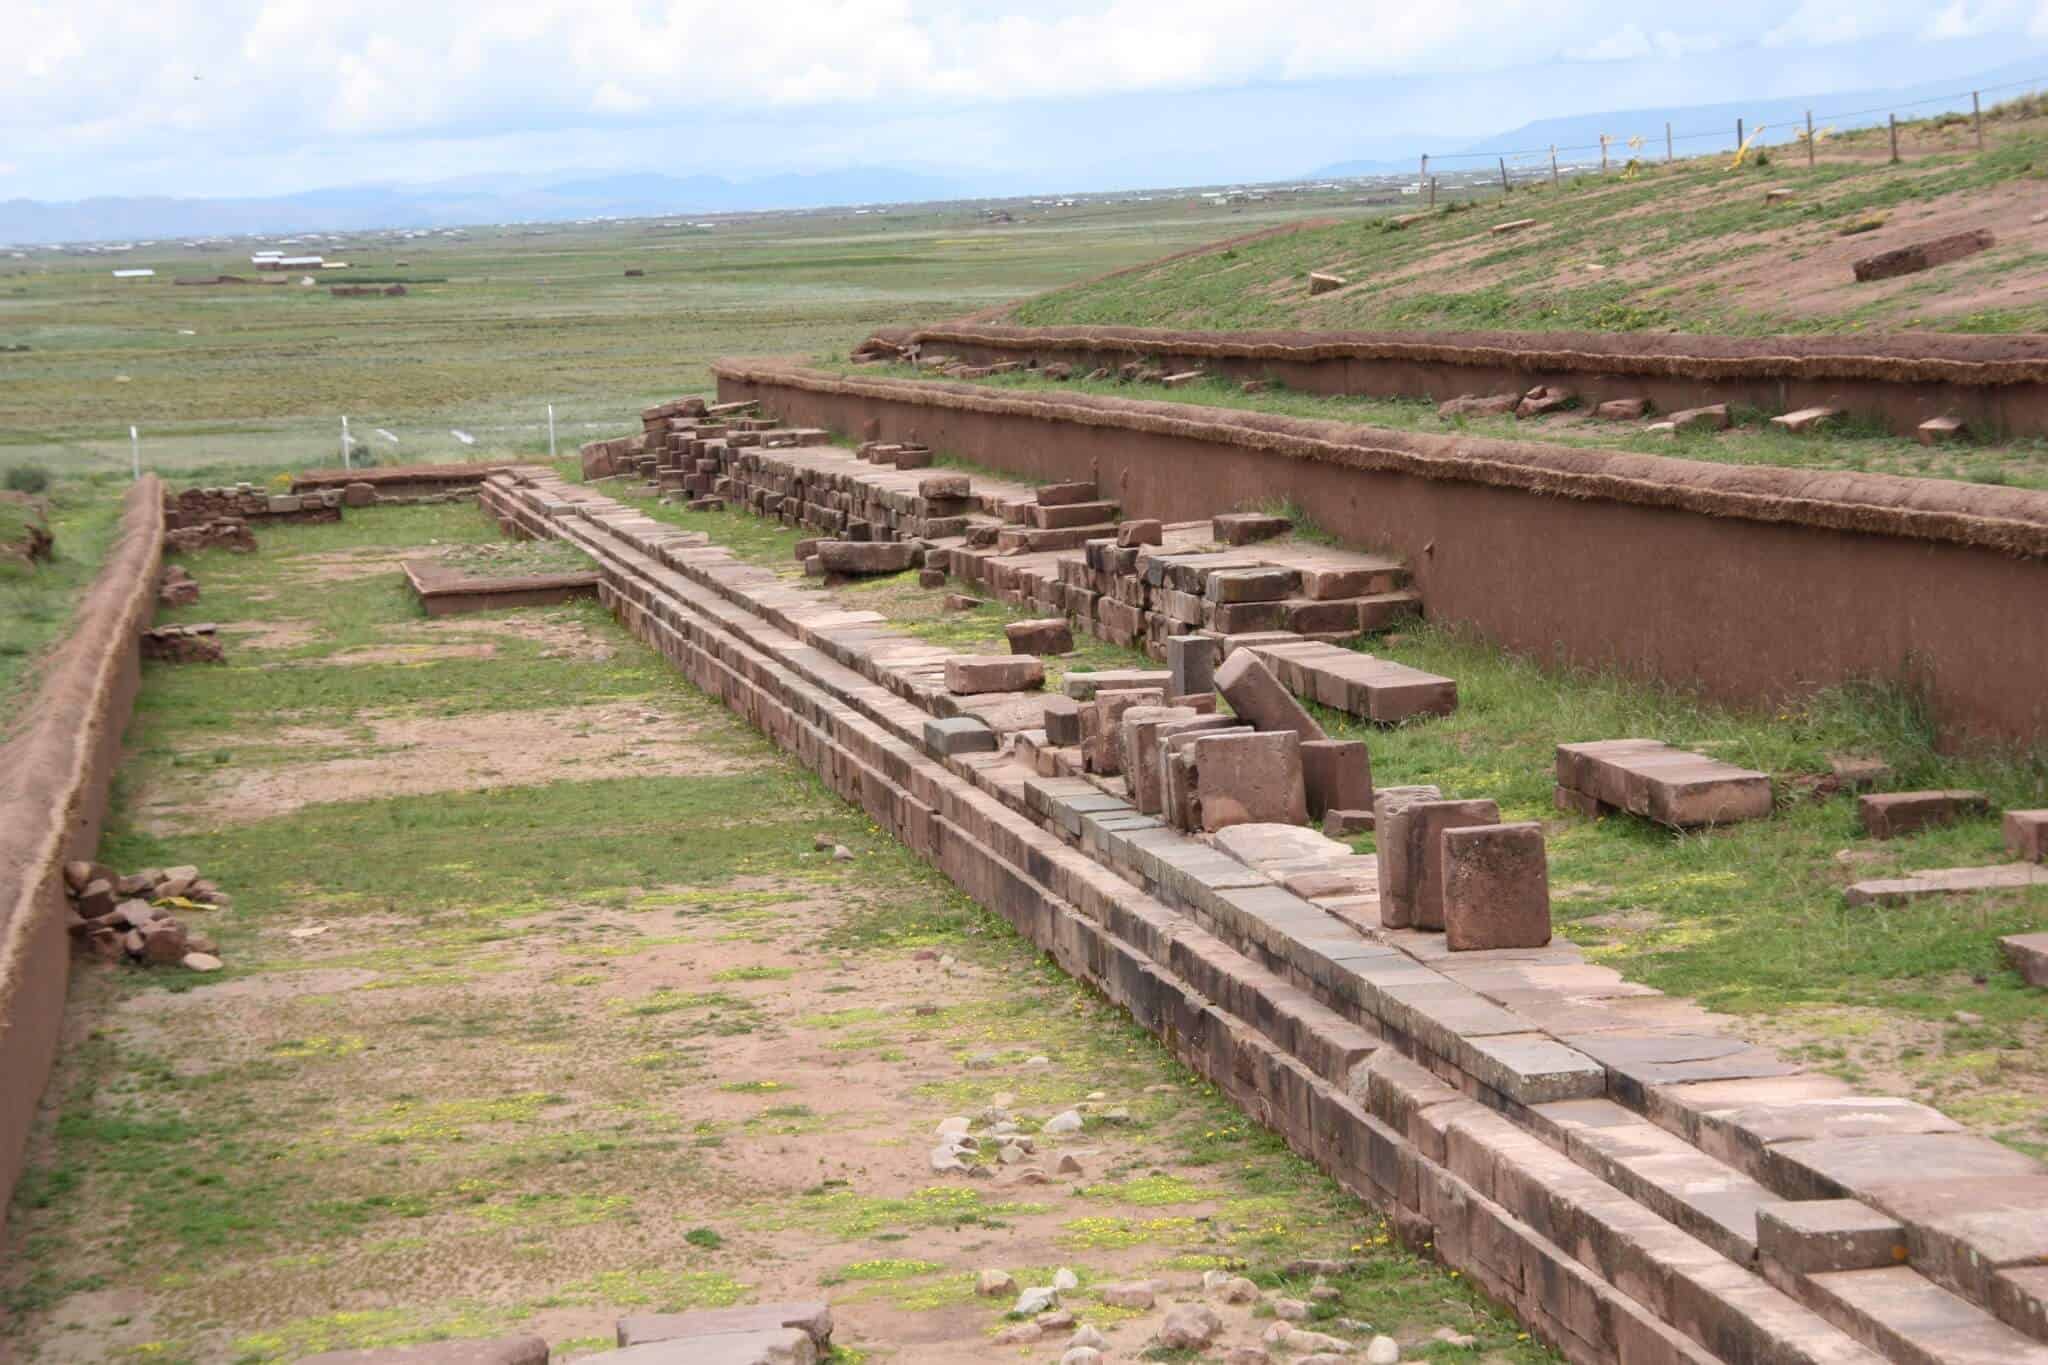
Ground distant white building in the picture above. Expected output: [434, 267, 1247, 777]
[111, 268, 156, 278]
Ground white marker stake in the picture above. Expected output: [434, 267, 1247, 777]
[341, 414, 351, 470]
[451, 429, 475, 446]
[547, 403, 556, 460]
[376, 428, 399, 445]
[130, 425, 140, 480]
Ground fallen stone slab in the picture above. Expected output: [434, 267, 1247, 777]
[1438, 393, 1519, 418]
[402, 558, 599, 617]
[1770, 406, 1841, 434]
[1916, 415, 1966, 446]
[1858, 789, 1990, 839]
[301, 1336, 549, 1364]
[1845, 862, 2048, 907]
[617, 1303, 833, 1350]
[1662, 403, 1731, 433]
[1215, 650, 1327, 743]
[1064, 668, 1172, 700]
[815, 541, 916, 575]
[946, 655, 1044, 695]
[1556, 738, 1771, 829]
[1005, 618, 1073, 655]
[1307, 271, 1346, 295]
[1212, 512, 1291, 546]
[591, 1330, 815, 1363]
[1852, 228, 1995, 283]
[2005, 932, 2048, 988]
[1593, 396, 1651, 421]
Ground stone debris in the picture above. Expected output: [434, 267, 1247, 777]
[0, 490, 53, 567]
[64, 861, 228, 969]
[157, 563, 201, 607]
[1005, 618, 1073, 656]
[164, 516, 257, 554]
[604, 1301, 833, 1363]
[2007, 809, 2048, 862]
[2003, 932, 2048, 988]
[1441, 821, 1552, 951]
[1770, 406, 1841, 434]
[1916, 415, 1966, 446]
[1491, 217, 1537, 234]
[1660, 403, 1731, 433]
[1845, 862, 2048, 907]
[164, 483, 340, 539]
[976, 1267, 1016, 1297]
[1378, 794, 1496, 931]
[1859, 789, 1990, 838]
[1012, 1285, 1059, 1316]
[1157, 1303, 1223, 1349]
[1556, 738, 1771, 828]
[945, 654, 1044, 695]
[1308, 271, 1348, 295]
[140, 623, 224, 664]
[1593, 396, 1651, 420]
[298, 1334, 548, 1364]
[1098, 1280, 1156, 1309]
[1437, 393, 1519, 418]
[1514, 385, 1573, 419]
[1852, 228, 1994, 283]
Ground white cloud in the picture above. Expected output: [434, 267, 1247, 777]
[0, 0, 2040, 199]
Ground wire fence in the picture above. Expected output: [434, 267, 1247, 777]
[1403, 73, 2048, 200]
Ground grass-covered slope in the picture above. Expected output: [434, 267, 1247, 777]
[1010, 104, 2048, 337]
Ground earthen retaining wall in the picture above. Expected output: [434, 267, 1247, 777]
[715, 360, 2048, 746]
[877, 323, 2048, 439]
[0, 479, 163, 1215]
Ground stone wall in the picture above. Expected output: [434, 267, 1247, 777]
[0, 479, 162, 1214]
[714, 359, 2048, 747]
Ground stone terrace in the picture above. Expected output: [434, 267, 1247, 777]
[483, 460, 2048, 1365]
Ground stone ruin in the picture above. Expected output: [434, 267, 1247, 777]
[64, 859, 228, 971]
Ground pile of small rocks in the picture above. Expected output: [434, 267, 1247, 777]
[164, 517, 257, 554]
[927, 1097, 1091, 1184]
[64, 861, 227, 971]
[140, 623, 223, 663]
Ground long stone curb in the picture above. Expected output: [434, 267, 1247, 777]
[0, 478, 163, 1213]
[480, 473, 1915, 1365]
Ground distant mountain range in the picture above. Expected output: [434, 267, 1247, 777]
[0, 167, 999, 245]
[8, 59, 2042, 244]
[1311, 58, 2045, 177]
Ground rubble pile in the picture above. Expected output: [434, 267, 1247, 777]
[0, 490, 54, 567]
[141, 623, 223, 663]
[158, 563, 200, 607]
[64, 861, 228, 971]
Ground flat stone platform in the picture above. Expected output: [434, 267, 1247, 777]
[400, 558, 600, 617]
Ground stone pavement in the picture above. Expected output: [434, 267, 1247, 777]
[484, 463, 2048, 1365]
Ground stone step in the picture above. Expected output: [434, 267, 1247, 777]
[1530, 1097, 1780, 1265]
[2006, 932, 2048, 988]
[1846, 862, 2048, 907]
[1804, 1266, 2048, 1365]
[1556, 738, 1774, 828]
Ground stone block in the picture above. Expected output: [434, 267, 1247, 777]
[1852, 228, 1995, 282]
[1208, 567, 1299, 603]
[1215, 650, 1327, 743]
[1168, 634, 1218, 700]
[1121, 706, 1197, 815]
[1757, 1200, 1908, 1282]
[1441, 822, 1550, 951]
[1212, 512, 1291, 546]
[1858, 789, 1989, 838]
[918, 568, 946, 589]
[918, 474, 970, 499]
[815, 541, 915, 575]
[1036, 479, 1097, 506]
[1090, 688, 1166, 773]
[1299, 739, 1371, 819]
[1043, 695, 1083, 746]
[2004, 932, 2048, 989]
[300, 1337, 549, 1365]
[1769, 407, 1841, 434]
[1063, 669, 1172, 700]
[1209, 600, 1289, 634]
[1556, 738, 1771, 828]
[1917, 415, 1966, 446]
[1666, 403, 1730, 432]
[1377, 797, 1499, 931]
[924, 716, 998, 755]
[1005, 618, 1073, 655]
[341, 481, 377, 507]
[1117, 519, 1163, 547]
[945, 655, 1044, 695]
[2004, 810, 2048, 862]
[1194, 730, 1306, 831]
[1323, 808, 1373, 837]
[617, 1302, 833, 1350]
[1594, 397, 1650, 420]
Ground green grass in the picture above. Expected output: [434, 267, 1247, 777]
[0, 472, 128, 732]
[844, 366, 2048, 489]
[1009, 111, 2048, 337]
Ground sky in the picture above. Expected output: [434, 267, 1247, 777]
[5, 0, 2048, 201]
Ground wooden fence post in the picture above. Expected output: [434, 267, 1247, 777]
[1889, 113, 1900, 164]
[1665, 122, 1673, 162]
[1499, 157, 1510, 195]
[1974, 91, 1985, 151]
[1736, 117, 1745, 152]
[1428, 176, 1436, 209]
[1806, 109, 1815, 168]
[1600, 134, 1609, 173]
[1551, 145, 1560, 188]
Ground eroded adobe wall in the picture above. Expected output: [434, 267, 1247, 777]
[876, 323, 2048, 439]
[0, 479, 163, 1215]
[715, 360, 2048, 746]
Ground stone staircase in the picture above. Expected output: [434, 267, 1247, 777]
[486, 458, 2048, 1365]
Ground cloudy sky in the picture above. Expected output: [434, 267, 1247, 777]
[5, 0, 2047, 200]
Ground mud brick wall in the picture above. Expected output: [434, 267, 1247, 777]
[165, 486, 341, 529]
[0, 479, 163, 1212]
[716, 360, 2048, 747]
[874, 323, 2048, 441]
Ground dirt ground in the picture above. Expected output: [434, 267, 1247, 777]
[0, 505, 1533, 1364]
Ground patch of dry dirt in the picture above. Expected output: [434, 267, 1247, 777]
[133, 702, 762, 831]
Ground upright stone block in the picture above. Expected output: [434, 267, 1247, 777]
[1090, 688, 1165, 774]
[1121, 705, 1197, 816]
[1004, 618, 1073, 656]
[1300, 739, 1372, 820]
[1441, 821, 1550, 951]
[1042, 694, 1083, 746]
[1168, 634, 1218, 700]
[1215, 650, 1327, 743]
[1194, 731, 1307, 831]
[924, 716, 998, 756]
[1378, 796, 1497, 931]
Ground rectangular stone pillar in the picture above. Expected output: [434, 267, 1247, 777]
[1441, 821, 1551, 950]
